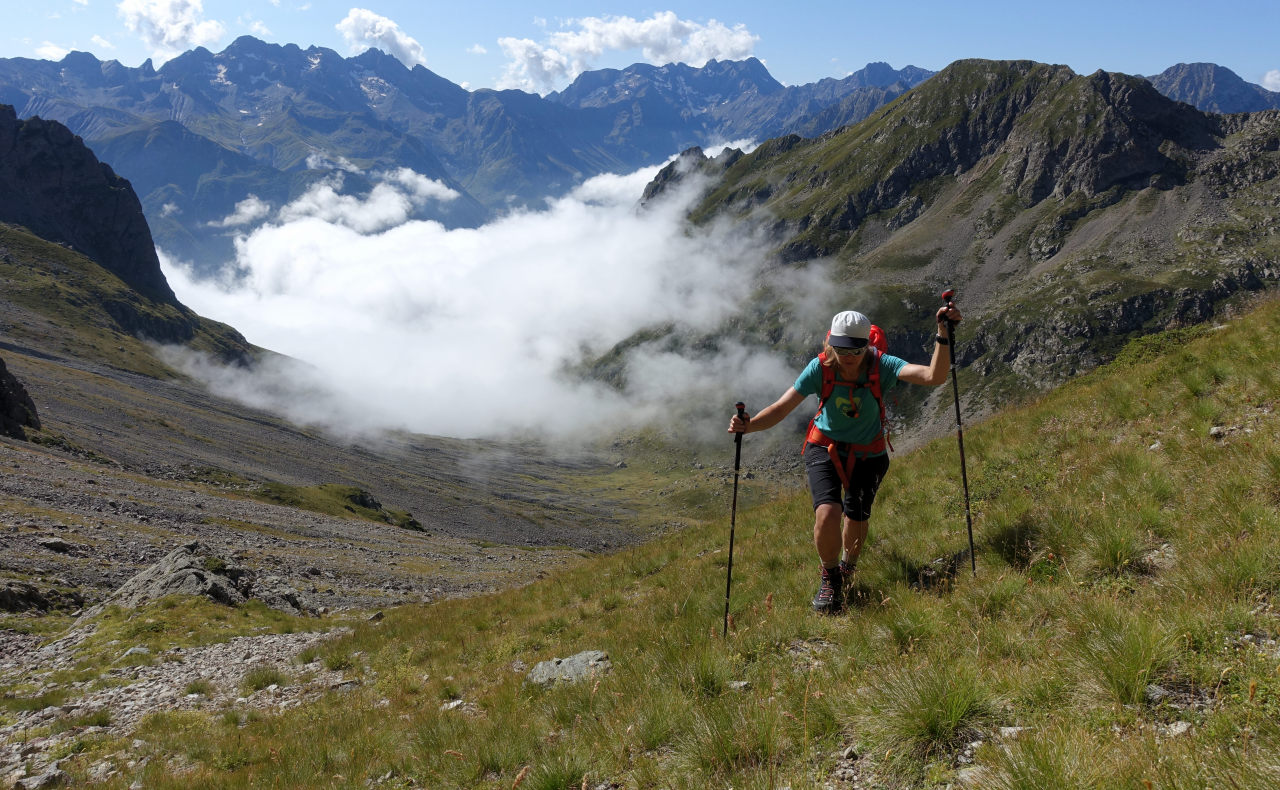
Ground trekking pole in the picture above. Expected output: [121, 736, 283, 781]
[941, 289, 977, 577]
[723, 402, 747, 637]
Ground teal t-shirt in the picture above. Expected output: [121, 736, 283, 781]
[794, 353, 906, 453]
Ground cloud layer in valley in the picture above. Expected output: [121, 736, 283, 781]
[498, 12, 759, 93]
[161, 152, 824, 445]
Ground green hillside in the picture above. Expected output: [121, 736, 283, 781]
[643, 60, 1280, 434]
[0, 223, 257, 377]
[16, 290, 1280, 787]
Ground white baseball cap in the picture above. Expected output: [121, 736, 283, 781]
[828, 310, 871, 348]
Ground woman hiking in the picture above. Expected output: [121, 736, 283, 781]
[728, 303, 962, 613]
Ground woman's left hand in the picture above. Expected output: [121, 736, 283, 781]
[936, 303, 963, 327]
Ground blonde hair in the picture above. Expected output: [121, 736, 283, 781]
[821, 342, 840, 368]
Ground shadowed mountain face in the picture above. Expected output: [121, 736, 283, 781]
[0, 106, 256, 358]
[635, 60, 1280, 426]
[0, 41, 933, 272]
[0, 105, 176, 304]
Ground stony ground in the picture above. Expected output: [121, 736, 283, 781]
[1, 623, 354, 788]
[0, 335, 621, 787]
[0, 436, 587, 613]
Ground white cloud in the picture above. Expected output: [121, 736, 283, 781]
[161, 159, 810, 443]
[383, 168, 460, 203]
[117, 0, 225, 60]
[206, 170, 456, 235]
[91, 35, 117, 50]
[209, 195, 271, 228]
[467, 44, 487, 56]
[274, 176, 452, 234]
[498, 11, 759, 93]
[1263, 69, 1280, 92]
[36, 42, 70, 60]
[305, 151, 361, 173]
[336, 8, 427, 68]
[73, 0, 89, 6]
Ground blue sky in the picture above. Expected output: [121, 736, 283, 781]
[7, 0, 1280, 94]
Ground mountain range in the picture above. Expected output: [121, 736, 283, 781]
[0, 39, 933, 272]
[1, 39, 1276, 274]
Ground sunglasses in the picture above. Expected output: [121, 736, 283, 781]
[829, 345, 870, 358]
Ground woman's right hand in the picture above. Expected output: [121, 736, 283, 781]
[728, 412, 751, 434]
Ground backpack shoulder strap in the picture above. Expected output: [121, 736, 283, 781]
[866, 348, 894, 451]
[817, 352, 836, 404]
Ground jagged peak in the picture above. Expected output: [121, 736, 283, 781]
[351, 47, 411, 74]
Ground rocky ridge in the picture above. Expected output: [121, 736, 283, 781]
[635, 60, 1280, 427]
[0, 106, 174, 305]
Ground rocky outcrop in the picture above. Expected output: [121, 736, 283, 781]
[0, 104, 176, 304]
[0, 355, 39, 440]
[999, 70, 1219, 205]
[91, 541, 316, 616]
[0, 580, 84, 613]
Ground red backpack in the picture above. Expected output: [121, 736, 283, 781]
[804, 325, 893, 489]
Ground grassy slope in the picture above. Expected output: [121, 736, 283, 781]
[29, 292, 1280, 787]
[0, 223, 255, 376]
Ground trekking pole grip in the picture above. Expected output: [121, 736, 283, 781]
[940, 288, 957, 341]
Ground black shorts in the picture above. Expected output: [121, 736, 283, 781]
[804, 443, 890, 521]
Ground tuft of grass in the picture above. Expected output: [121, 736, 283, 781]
[1082, 520, 1150, 577]
[981, 727, 1111, 789]
[1072, 600, 1178, 707]
[240, 665, 289, 695]
[858, 658, 994, 775]
[527, 752, 590, 790]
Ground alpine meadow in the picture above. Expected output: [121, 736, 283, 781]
[1, 22, 1280, 790]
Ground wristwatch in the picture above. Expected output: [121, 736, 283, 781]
[935, 334, 949, 345]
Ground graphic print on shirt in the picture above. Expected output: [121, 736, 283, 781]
[833, 390, 860, 420]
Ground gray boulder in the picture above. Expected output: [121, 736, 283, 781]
[0, 580, 51, 612]
[0, 580, 85, 613]
[526, 650, 611, 687]
[94, 542, 314, 615]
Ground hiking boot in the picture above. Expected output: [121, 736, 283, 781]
[839, 558, 857, 580]
[812, 565, 844, 614]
